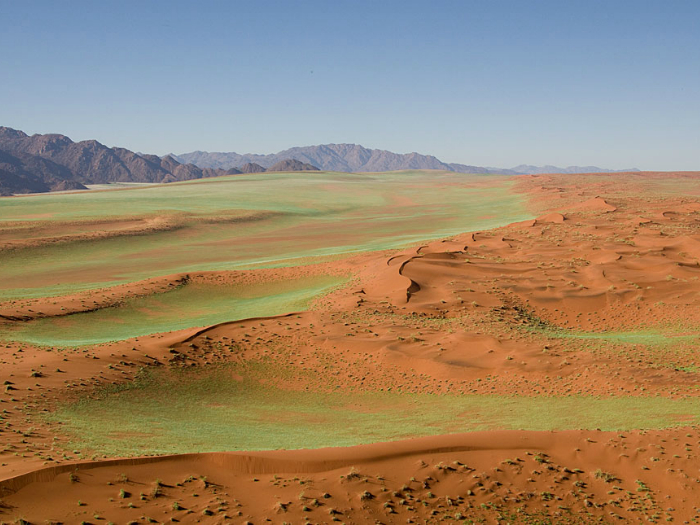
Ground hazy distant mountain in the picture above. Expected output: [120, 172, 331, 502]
[0, 127, 319, 195]
[173, 144, 464, 173]
[510, 164, 639, 175]
[448, 163, 519, 175]
[173, 144, 637, 175]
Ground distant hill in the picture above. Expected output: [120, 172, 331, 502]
[173, 144, 638, 175]
[268, 159, 320, 172]
[237, 162, 266, 174]
[0, 127, 320, 195]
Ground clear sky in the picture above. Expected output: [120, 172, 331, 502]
[1, 0, 698, 170]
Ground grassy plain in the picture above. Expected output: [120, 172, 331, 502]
[51, 364, 700, 457]
[0, 171, 529, 300]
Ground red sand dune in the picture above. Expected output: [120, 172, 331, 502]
[1, 172, 700, 523]
[3, 429, 700, 523]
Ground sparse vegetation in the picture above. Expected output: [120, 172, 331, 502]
[594, 469, 617, 483]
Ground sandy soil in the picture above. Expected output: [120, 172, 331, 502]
[1, 171, 700, 523]
[4, 429, 700, 524]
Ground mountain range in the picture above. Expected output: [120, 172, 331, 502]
[173, 144, 639, 176]
[0, 127, 317, 195]
[0, 126, 640, 196]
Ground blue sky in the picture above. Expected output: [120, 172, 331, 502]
[1, 0, 698, 169]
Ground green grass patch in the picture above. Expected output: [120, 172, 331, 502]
[556, 330, 698, 346]
[513, 310, 700, 372]
[0, 275, 345, 346]
[553, 329, 700, 372]
[47, 364, 700, 457]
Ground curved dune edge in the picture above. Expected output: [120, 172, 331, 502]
[0, 258, 353, 322]
[4, 427, 700, 522]
[0, 430, 541, 494]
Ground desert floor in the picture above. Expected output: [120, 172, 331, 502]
[2, 171, 700, 523]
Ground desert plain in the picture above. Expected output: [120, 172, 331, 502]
[2, 169, 700, 524]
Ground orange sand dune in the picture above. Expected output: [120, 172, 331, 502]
[3, 429, 700, 523]
[2, 172, 700, 523]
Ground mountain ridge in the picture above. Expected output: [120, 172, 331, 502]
[0, 127, 319, 195]
[172, 143, 639, 175]
[0, 126, 641, 196]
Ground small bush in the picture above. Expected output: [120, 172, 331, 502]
[594, 469, 616, 483]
